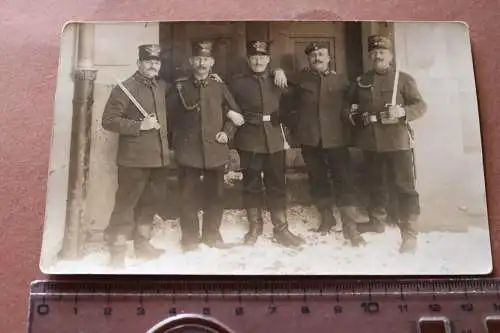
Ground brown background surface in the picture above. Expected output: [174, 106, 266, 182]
[1, 0, 499, 331]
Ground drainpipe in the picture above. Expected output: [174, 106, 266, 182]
[60, 23, 97, 259]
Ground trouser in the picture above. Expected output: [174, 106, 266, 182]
[238, 150, 286, 211]
[177, 165, 225, 245]
[104, 166, 167, 243]
[301, 145, 356, 209]
[364, 150, 420, 223]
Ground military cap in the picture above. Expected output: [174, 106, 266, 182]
[304, 41, 329, 55]
[192, 40, 214, 57]
[138, 44, 161, 61]
[368, 35, 392, 52]
[247, 40, 271, 55]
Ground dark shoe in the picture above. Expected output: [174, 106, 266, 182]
[315, 207, 337, 234]
[244, 208, 264, 245]
[134, 240, 165, 260]
[270, 209, 304, 248]
[357, 220, 386, 234]
[133, 224, 165, 260]
[339, 206, 366, 247]
[181, 238, 200, 252]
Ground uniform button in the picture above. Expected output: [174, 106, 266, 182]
[417, 316, 451, 333]
[485, 316, 500, 333]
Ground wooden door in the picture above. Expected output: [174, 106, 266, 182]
[166, 22, 247, 81]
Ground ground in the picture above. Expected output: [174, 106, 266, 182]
[49, 205, 493, 275]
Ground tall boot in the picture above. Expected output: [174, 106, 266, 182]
[270, 208, 304, 248]
[202, 208, 234, 249]
[398, 220, 418, 253]
[244, 208, 264, 245]
[133, 224, 165, 260]
[108, 234, 128, 268]
[315, 206, 337, 234]
[339, 206, 366, 247]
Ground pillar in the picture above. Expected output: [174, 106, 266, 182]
[59, 23, 97, 259]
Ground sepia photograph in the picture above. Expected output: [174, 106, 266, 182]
[39, 19, 492, 275]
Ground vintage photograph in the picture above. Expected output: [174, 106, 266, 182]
[39, 20, 492, 275]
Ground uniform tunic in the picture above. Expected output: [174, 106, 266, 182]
[102, 71, 171, 167]
[348, 68, 426, 152]
[229, 70, 285, 154]
[284, 68, 352, 148]
[167, 76, 240, 169]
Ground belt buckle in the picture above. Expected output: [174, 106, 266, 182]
[262, 115, 271, 122]
[369, 115, 377, 123]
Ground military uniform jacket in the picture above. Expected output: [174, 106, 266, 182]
[167, 75, 240, 169]
[228, 70, 286, 154]
[284, 68, 352, 148]
[101, 71, 171, 168]
[347, 68, 427, 152]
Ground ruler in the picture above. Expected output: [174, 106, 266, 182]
[28, 278, 500, 333]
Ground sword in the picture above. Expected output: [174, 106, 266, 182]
[114, 78, 160, 129]
[280, 124, 290, 150]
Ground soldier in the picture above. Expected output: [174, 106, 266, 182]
[167, 40, 243, 252]
[283, 42, 365, 247]
[101, 44, 170, 267]
[346, 35, 427, 253]
[227, 40, 304, 248]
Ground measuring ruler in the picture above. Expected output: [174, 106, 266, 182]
[28, 278, 500, 333]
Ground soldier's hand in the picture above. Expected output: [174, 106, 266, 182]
[140, 115, 160, 130]
[273, 68, 288, 88]
[215, 131, 229, 144]
[388, 105, 406, 119]
[209, 73, 224, 83]
[227, 110, 245, 126]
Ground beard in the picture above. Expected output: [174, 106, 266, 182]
[142, 68, 158, 78]
[373, 59, 390, 71]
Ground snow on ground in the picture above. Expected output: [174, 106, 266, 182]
[48, 206, 493, 275]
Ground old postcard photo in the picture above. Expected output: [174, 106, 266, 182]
[39, 20, 492, 275]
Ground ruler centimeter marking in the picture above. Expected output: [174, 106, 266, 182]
[28, 278, 500, 333]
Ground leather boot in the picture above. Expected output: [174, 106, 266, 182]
[315, 206, 337, 234]
[201, 209, 232, 249]
[244, 208, 264, 245]
[108, 234, 128, 268]
[270, 208, 304, 248]
[357, 207, 386, 234]
[133, 225, 165, 260]
[339, 206, 366, 246]
[398, 220, 418, 254]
